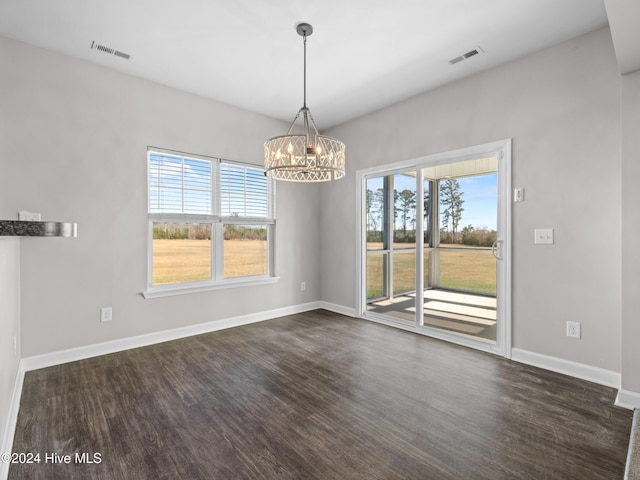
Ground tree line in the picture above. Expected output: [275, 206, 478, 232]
[153, 224, 266, 241]
[367, 179, 496, 247]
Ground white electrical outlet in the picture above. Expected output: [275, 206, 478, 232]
[300, 281, 306, 292]
[566, 321, 581, 339]
[100, 307, 113, 322]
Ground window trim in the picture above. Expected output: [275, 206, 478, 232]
[143, 147, 277, 298]
[141, 272, 280, 299]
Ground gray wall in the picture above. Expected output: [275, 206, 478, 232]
[0, 239, 20, 458]
[621, 70, 640, 393]
[0, 35, 321, 357]
[0, 26, 634, 384]
[322, 27, 623, 372]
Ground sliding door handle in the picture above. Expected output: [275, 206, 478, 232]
[492, 240, 504, 260]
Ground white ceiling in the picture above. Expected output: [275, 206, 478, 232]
[0, 0, 608, 129]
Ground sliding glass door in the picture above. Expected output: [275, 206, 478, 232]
[359, 141, 511, 356]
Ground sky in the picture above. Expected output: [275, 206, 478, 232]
[367, 172, 497, 231]
[456, 174, 497, 231]
[151, 151, 497, 230]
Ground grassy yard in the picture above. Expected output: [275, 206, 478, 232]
[439, 249, 496, 294]
[152, 239, 267, 285]
[367, 246, 496, 299]
[153, 239, 495, 297]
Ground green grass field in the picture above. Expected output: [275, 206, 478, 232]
[153, 239, 495, 298]
[152, 239, 267, 285]
[367, 246, 496, 299]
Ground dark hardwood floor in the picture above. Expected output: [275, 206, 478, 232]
[9, 310, 632, 479]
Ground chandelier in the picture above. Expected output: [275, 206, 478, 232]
[264, 23, 346, 182]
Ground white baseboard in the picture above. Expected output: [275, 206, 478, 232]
[616, 389, 640, 410]
[22, 301, 322, 372]
[1, 362, 25, 480]
[318, 301, 357, 318]
[511, 348, 621, 389]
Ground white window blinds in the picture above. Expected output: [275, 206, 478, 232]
[220, 162, 272, 219]
[147, 149, 273, 221]
[148, 152, 214, 215]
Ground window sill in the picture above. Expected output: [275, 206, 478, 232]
[142, 276, 280, 299]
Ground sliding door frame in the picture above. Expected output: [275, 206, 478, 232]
[356, 139, 512, 358]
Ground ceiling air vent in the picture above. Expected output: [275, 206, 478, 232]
[90, 41, 133, 61]
[449, 46, 484, 65]
[463, 49, 480, 59]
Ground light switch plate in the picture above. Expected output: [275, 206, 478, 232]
[514, 188, 525, 202]
[534, 228, 554, 245]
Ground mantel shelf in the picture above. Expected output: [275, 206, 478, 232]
[0, 220, 77, 238]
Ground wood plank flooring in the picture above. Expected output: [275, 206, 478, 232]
[9, 310, 632, 479]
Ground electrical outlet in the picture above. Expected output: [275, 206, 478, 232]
[100, 307, 113, 322]
[300, 281, 306, 292]
[566, 321, 581, 339]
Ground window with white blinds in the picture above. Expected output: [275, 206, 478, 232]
[145, 148, 276, 297]
[148, 153, 214, 215]
[220, 162, 272, 219]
